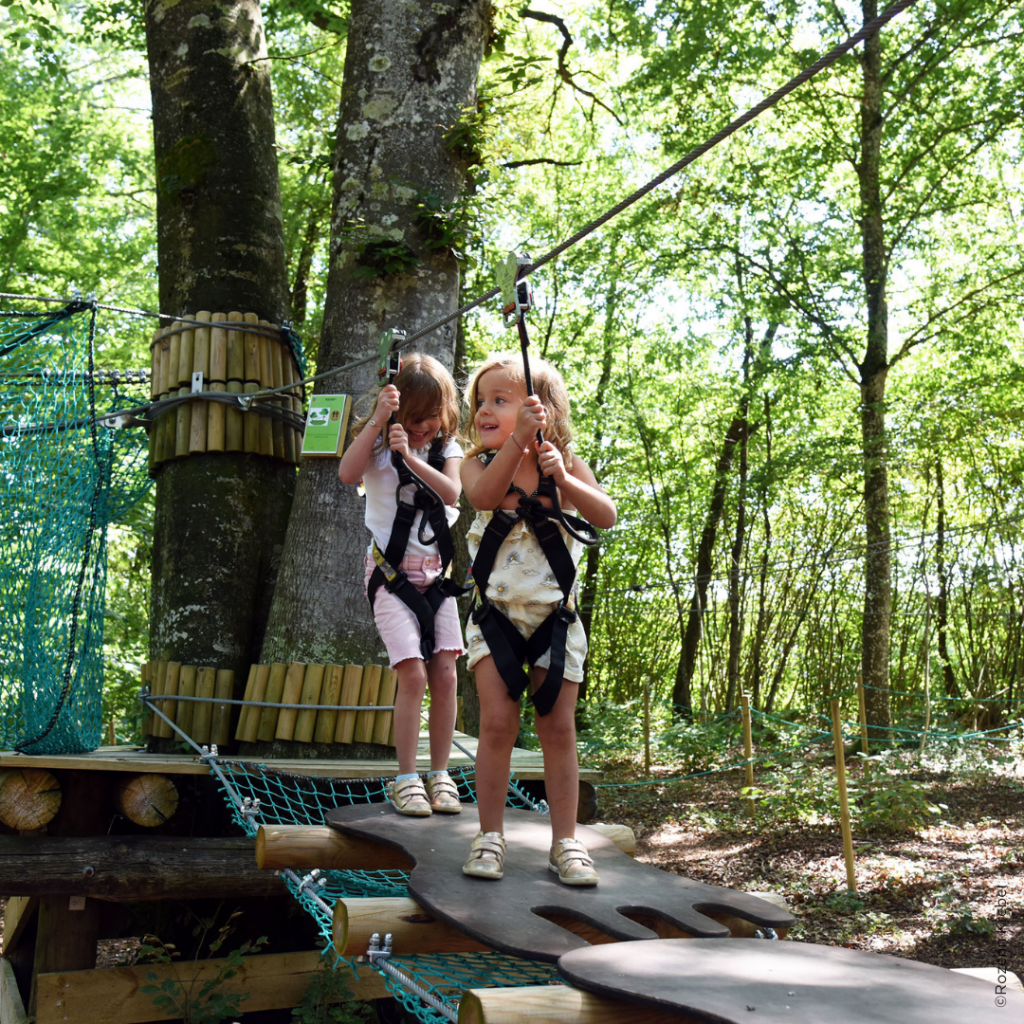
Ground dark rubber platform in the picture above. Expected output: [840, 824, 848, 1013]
[558, 938, 1022, 1023]
[325, 803, 794, 962]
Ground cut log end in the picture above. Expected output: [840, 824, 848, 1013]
[0, 767, 62, 830]
[113, 774, 179, 827]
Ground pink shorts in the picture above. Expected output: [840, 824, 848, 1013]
[364, 553, 466, 667]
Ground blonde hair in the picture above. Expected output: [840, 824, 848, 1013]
[350, 352, 459, 456]
[463, 351, 574, 461]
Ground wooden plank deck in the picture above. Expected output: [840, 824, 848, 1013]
[0, 731, 602, 782]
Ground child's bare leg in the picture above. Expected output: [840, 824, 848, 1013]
[425, 650, 458, 772]
[393, 657, 428, 777]
[473, 654, 520, 834]
[532, 670, 580, 842]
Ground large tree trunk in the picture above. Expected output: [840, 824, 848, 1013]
[857, 0, 893, 736]
[145, 1, 295, 687]
[259, 0, 490, 670]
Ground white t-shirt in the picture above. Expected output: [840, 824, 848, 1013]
[362, 436, 463, 560]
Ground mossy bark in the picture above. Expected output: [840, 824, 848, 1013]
[259, 0, 490, 670]
[144, 1, 294, 722]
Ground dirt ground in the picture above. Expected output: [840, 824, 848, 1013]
[597, 758, 1024, 979]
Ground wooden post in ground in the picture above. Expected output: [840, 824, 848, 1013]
[830, 698, 857, 893]
[740, 693, 755, 815]
[857, 673, 869, 755]
[642, 679, 651, 777]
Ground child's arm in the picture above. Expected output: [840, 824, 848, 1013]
[338, 385, 399, 484]
[537, 441, 617, 529]
[390, 424, 462, 505]
[461, 397, 547, 510]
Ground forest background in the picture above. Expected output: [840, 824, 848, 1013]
[2, 0, 1023, 757]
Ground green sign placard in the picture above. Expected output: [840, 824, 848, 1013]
[300, 394, 352, 457]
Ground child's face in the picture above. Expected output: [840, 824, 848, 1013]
[402, 407, 442, 449]
[474, 368, 526, 447]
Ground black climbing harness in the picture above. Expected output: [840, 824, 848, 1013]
[365, 330, 463, 662]
[468, 255, 600, 714]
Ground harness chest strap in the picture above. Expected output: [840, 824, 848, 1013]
[366, 437, 463, 662]
[469, 472, 594, 715]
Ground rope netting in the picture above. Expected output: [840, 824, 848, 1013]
[0, 303, 151, 753]
[193, 750, 554, 1022]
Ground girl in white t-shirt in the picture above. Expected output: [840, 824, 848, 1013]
[339, 354, 466, 816]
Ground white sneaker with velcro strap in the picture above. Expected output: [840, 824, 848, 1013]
[462, 830, 506, 879]
[548, 837, 599, 886]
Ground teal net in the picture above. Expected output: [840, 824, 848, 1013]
[0, 302, 152, 753]
[200, 754, 553, 1022]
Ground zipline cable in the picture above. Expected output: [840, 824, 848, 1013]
[0, 0, 920, 415]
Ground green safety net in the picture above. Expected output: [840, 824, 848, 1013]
[209, 759, 554, 1022]
[0, 303, 151, 754]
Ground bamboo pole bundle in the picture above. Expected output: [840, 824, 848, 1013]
[148, 333, 162, 472]
[274, 661, 307, 741]
[257, 320, 275, 457]
[268, 324, 286, 460]
[174, 320, 194, 457]
[256, 662, 288, 741]
[314, 664, 344, 744]
[294, 664, 326, 743]
[0, 768, 62, 830]
[175, 664, 198, 738]
[192, 667, 217, 744]
[225, 311, 245, 450]
[211, 669, 234, 746]
[334, 665, 364, 744]
[156, 662, 181, 739]
[373, 668, 399, 746]
[161, 321, 181, 461]
[235, 665, 261, 742]
[354, 664, 383, 744]
[114, 774, 179, 827]
[189, 310, 211, 453]
[243, 312, 261, 454]
[281, 351, 300, 462]
[207, 312, 228, 451]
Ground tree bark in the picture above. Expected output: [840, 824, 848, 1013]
[145, 0, 295, 694]
[857, 0, 892, 735]
[259, 0, 491, 669]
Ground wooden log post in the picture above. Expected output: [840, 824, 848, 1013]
[255, 823, 636, 873]
[373, 668, 399, 747]
[112, 774, 179, 828]
[334, 664, 364, 744]
[257, 662, 288, 741]
[458, 986, 694, 1024]
[243, 312, 261, 454]
[189, 310, 211, 453]
[0, 835, 287, 901]
[314, 664, 344, 744]
[174, 320, 194, 457]
[0, 769, 62, 831]
[740, 692, 755, 815]
[354, 664, 382, 744]
[335, 897, 493, 957]
[830, 698, 857, 893]
[275, 661, 307, 741]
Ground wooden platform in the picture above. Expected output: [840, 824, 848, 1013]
[0, 731, 602, 782]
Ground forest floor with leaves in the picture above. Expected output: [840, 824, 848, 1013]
[595, 744, 1024, 978]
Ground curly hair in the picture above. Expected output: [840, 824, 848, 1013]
[349, 353, 459, 456]
[463, 351, 574, 463]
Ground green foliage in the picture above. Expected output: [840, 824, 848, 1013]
[856, 759, 947, 833]
[290, 953, 372, 1024]
[349, 235, 421, 280]
[942, 906, 997, 938]
[139, 911, 268, 1024]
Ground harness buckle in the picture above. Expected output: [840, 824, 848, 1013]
[372, 543, 407, 592]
